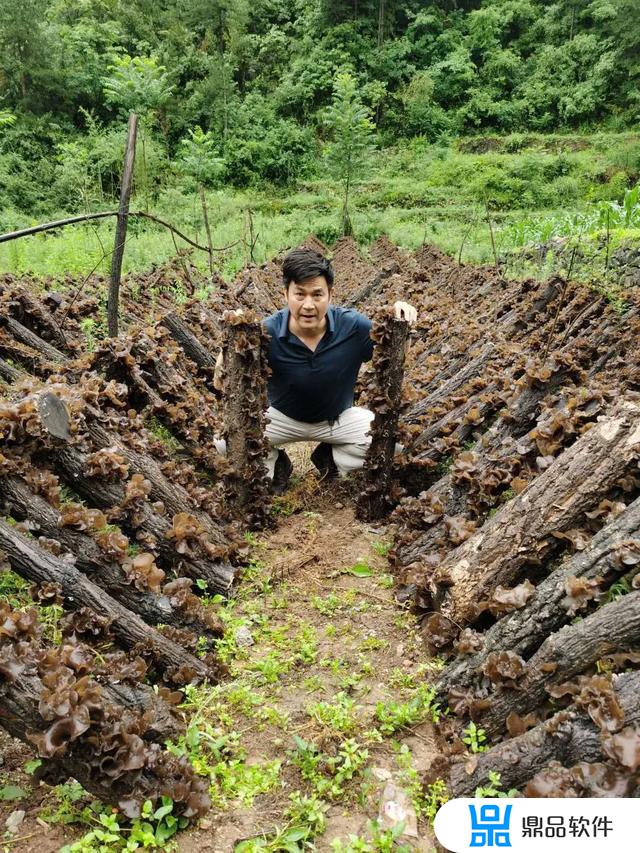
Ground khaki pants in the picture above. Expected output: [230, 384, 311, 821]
[215, 406, 375, 478]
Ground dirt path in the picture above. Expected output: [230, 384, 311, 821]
[0, 472, 441, 852]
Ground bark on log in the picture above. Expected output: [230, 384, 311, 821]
[0, 474, 220, 637]
[357, 316, 409, 521]
[221, 315, 271, 527]
[8, 290, 70, 350]
[445, 671, 640, 797]
[162, 312, 218, 373]
[0, 666, 190, 806]
[407, 344, 496, 423]
[436, 497, 640, 700]
[83, 420, 227, 544]
[0, 519, 213, 685]
[53, 443, 236, 595]
[479, 589, 640, 738]
[395, 359, 590, 569]
[344, 262, 401, 308]
[0, 316, 68, 363]
[0, 668, 182, 748]
[0, 357, 22, 383]
[430, 400, 640, 629]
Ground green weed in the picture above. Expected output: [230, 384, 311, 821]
[375, 685, 441, 734]
[462, 722, 488, 754]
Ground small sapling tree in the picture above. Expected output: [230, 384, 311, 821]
[324, 70, 375, 237]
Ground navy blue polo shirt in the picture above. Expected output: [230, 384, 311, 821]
[263, 306, 374, 423]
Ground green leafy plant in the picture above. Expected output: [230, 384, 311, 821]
[474, 770, 519, 798]
[375, 685, 440, 734]
[324, 70, 376, 236]
[462, 721, 488, 753]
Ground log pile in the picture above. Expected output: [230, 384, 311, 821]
[347, 239, 640, 799]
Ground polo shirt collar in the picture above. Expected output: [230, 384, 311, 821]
[278, 306, 336, 339]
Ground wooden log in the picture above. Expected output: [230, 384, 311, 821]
[0, 316, 67, 363]
[221, 313, 271, 527]
[344, 262, 401, 308]
[357, 316, 409, 521]
[406, 344, 496, 423]
[0, 474, 220, 638]
[161, 311, 218, 373]
[0, 661, 206, 812]
[445, 670, 640, 797]
[8, 290, 70, 350]
[436, 497, 640, 701]
[0, 519, 214, 685]
[0, 665, 182, 748]
[53, 443, 236, 595]
[395, 357, 589, 569]
[82, 420, 228, 544]
[0, 357, 22, 383]
[430, 400, 640, 629]
[108, 112, 138, 337]
[478, 589, 640, 738]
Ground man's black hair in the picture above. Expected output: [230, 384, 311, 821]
[282, 248, 334, 290]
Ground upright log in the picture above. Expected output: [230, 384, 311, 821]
[108, 112, 138, 338]
[357, 314, 409, 521]
[221, 311, 271, 528]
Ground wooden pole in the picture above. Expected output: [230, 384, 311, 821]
[107, 113, 138, 337]
[199, 184, 214, 276]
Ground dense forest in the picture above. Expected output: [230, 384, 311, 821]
[1, 0, 639, 216]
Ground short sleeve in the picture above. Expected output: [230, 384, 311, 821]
[355, 311, 374, 362]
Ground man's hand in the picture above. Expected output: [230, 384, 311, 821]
[213, 349, 224, 392]
[393, 300, 418, 325]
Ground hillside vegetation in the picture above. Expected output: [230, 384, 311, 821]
[1, 0, 639, 220]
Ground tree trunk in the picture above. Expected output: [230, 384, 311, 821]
[436, 497, 640, 701]
[445, 671, 640, 797]
[0, 519, 217, 686]
[429, 400, 640, 630]
[108, 113, 138, 338]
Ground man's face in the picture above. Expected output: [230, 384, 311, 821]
[285, 275, 331, 335]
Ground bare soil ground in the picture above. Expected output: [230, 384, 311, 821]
[0, 462, 441, 852]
